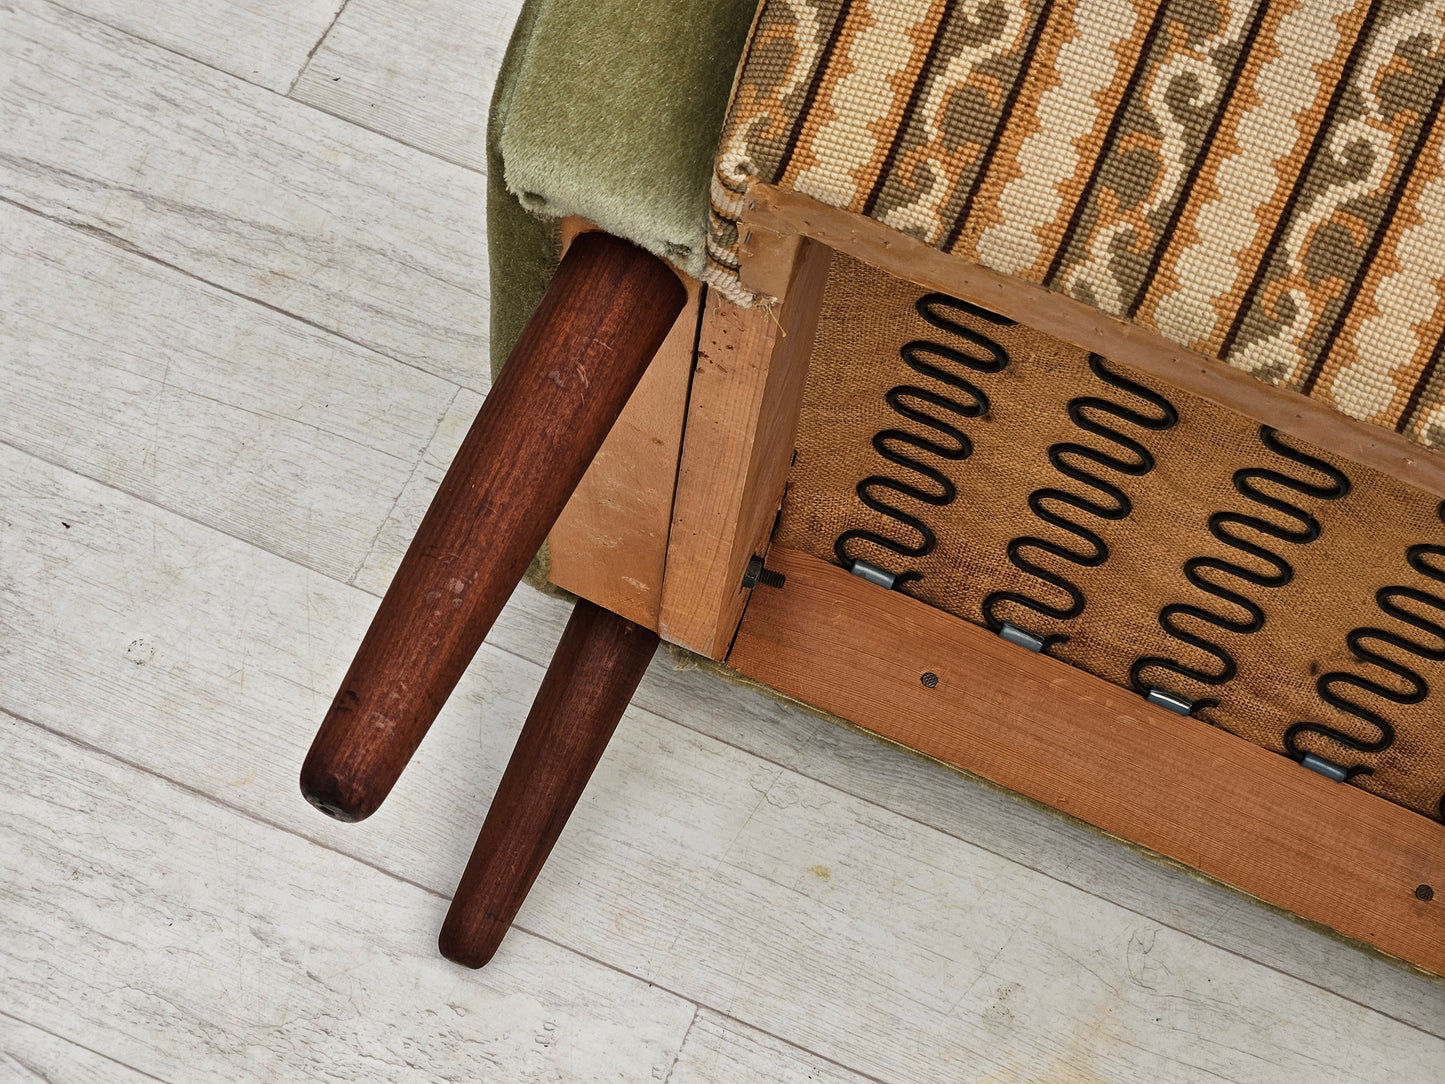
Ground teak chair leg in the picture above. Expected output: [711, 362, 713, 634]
[438, 598, 659, 967]
[300, 233, 685, 822]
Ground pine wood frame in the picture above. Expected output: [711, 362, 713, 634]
[546, 204, 1445, 977]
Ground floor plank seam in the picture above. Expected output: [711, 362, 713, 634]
[288, 0, 354, 97]
[704, 1013, 897, 1084]
[0, 193, 487, 393]
[0, 435, 384, 588]
[659, 1004, 699, 1084]
[40, 0, 288, 97]
[506, 924, 877, 1080]
[349, 384, 465, 587]
[0, 1007, 171, 1083]
[1, 706, 444, 901]
[36, 0, 492, 179]
[279, 94, 492, 177]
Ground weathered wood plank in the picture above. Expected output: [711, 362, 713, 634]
[669, 1011, 876, 1084]
[291, 0, 524, 171]
[53, 0, 345, 92]
[3, 447, 1442, 1083]
[0, 0, 492, 387]
[0, 1015, 155, 1084]
[0, 199, 456, 582]
[730, 548, 1445, 978]
[0, 711, 696, 1080]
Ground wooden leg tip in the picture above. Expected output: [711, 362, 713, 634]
[437, 922, 503, 970]
[298, 760, 372, 823]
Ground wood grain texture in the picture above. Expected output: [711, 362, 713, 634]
[5, 449, 1440, 1082]
[53, 0, 346, 92]
[729, 548, 1445, 977]
[548, 225, 702, 628]
[302, 232, 684, 822]
[0, 1014, 155, 1084]
[352, 387, 483, 591]
[669, 1011, 876, 1084]
[0, 0, 492, 387]
[440, 599, 660, 967]
[0, 199, 456, 583]
[659, 240, 831, 657]
[742, 184, 1445, 497]
[291, 0, 523, 170]
[0, 712, 696, 1081]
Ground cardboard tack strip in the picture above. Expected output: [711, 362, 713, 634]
[728, 547, 1445, 977]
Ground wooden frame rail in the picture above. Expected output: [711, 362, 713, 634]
[729, 547, 1445, 977]
[656, 239, 831, 657]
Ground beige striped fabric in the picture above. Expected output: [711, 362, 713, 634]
[708, 0, 1445, 448]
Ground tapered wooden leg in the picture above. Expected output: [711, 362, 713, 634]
[438, 598, 658, 967]
[300, 233, 684, 823]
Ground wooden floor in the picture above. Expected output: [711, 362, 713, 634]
[1, 1, 1442, 1079]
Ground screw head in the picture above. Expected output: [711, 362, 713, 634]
[920, 672, 939, 689]
[1416, 884, 1434, 902]
[741, 555, 764, 590]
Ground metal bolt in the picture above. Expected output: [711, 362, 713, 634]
[1417, 884, 1435, 902]
[742, 556, 786, 590]
[742, 556, 764, 590]
[921, 672, 939, 689]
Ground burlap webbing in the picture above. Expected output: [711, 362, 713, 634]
[778, 253, 1445, 821]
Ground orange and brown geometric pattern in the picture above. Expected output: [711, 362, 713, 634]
[708, 0, 1445, 449]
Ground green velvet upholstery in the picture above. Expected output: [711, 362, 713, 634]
[487, 0, 759, 378]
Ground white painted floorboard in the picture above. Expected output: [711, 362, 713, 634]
[0, 711, 697, 1081]
[2, 0, 1444, 1079]
[0, 0, 492, 389]
[0, 1013, 158, 1084]
[0, 200, 457, 582]
[291, 0, 526, 172]
[48, 0, 346, 92]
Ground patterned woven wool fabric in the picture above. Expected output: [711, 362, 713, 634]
[708, 0, 1445, 449]
[778, 252, 1445, 822]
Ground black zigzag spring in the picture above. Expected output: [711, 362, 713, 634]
[833, 294, 1014, 587]
[1129, 428, 1351, 710]
[980, 355, 1177, 649]
[1284, 502, 1445, 815]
